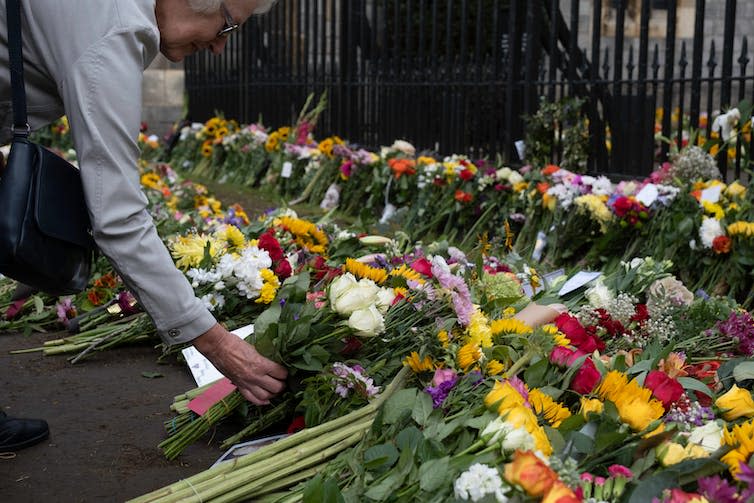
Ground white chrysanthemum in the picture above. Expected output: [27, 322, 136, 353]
[699, 217, 724, 248]
[585, 278, 615, 309]
[216, 254, 236, 278]
[589, 175, 615, 196]
[200, 293, 225, 312]
[453, 463, 509, 502]
[547, 183, 580, 210]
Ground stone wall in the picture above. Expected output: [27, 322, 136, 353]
[141, 54, 185, 137]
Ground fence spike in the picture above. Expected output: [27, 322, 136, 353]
[652, 43, 661, 79]
[738, 36, 750, 69]
[627, 44, 636, 79]
[707, 39, 717, 71]
[602, 46, 610, 80]
[679, 41, 688, 71]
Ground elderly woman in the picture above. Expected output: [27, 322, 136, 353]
[0, 0, 284, 452]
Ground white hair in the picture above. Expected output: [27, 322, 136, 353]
[187, 0, 278, 15]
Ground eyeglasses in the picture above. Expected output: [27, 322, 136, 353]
[217, 3, 239, 38]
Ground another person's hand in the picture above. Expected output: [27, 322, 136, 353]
[193, 323, 287, 405]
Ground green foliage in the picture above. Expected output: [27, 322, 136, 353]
[524, 97, 589, 172]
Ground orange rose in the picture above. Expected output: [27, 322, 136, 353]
[712, 235, 732, 254]
[542, 480, 579, 503]
[388, 158, 416, 179]
[503, 450, 557, 497]
[542, 164, 560, 176]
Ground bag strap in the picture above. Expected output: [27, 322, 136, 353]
[6, 0, 29, 139]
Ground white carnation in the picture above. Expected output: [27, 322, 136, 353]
[699, 217, 724, 248]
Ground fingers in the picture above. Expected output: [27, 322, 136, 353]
[239, 386, 271, 406]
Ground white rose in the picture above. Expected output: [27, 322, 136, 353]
[688, 421, 723, 453]
[391, 139, 416, 157]
[375, 288, 396, 314]
[508, 171, 524, 185]
[585, 279, 614, 309]
[502, 426, 535, 452]
[481, 417, 513, 446]
[347, 305, 385, 336]
[328, 273, 358, 307]
[332, 280, 380, 315]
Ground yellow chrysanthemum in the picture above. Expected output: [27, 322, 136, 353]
[722, 419, 754, 478]
[490, 318, 534, 337]
[256, 269, 280, 304]
[417, 156, 436, 165]
[170, 234, 223, 270]
[344, 258, 387, 285]
[466, 310, 493, 348]
[575, 194, 614, 233]
[702, 200, 725, 220]
[529, 388, 571, 428]
[486, 360, 505, 376]
[403, 351, 435, 373]
[726, 181, 747, 199]
[728, 221, 754, 238]
[542, 324, 570, 346]
[596, 371, 664, 431]
[389, 264, 424, 284]
[513, 181, 529, 193]
[216, 225, 245, 250]
[457, 342, 482, 370]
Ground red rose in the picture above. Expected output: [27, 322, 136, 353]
[612, 196, 633, 217]
[410, 258, 433, 277]
[286, 416, 306, 434]
[258, 230, 284, 261]
[556, 313, 603, 352]
[644, 370, 684, 410]
[459, 168, 475, 181]
[550, 346, 576, 366]
[571, 358, 601, 394]
[274, 259, 292, 280]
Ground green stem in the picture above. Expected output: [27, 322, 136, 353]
[505, 349, 535, 378]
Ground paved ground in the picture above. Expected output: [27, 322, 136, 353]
[0, 330, 234, 502]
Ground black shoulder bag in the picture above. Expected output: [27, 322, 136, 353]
[0, 0, 95, 295]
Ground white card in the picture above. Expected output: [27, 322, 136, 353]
[182, 324, 254, 387]
[700, 185, 722, 204]
[558, 271, 602, 296]
[514, 140, 526, 160]
[281, 161, 293, 178]
[636, 183, 659, 207]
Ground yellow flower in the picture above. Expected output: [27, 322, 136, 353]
[216, 225, 245, 250]
[417, 156, 436, 165]
[726, 181, 747, 199]
[318, 137, 335, 158]
[580, 397, 604, 417]
[279, 216, 329, 255]
[140, 172, 162, 191]
[728, 221, 754, 238]
[265, 132, 280, 152]
[702, 200, 725, 220]
[344, 258, 387, 285]
[716, 385, 754, 420]
[484, 380, 527, 412]
[486, 359, 505, 376]
[658, 442, 688, 466]
[503, 406, 553, 455]
[389, 264, 424, 284]
[596, 371, 664, 431]
[490, 318, 533, 337]
[466, 310, 493, 348]
[255, 269, 280, 304]
[170, 234, 223, 270]
[457, 343, 482, 370]
[529, 388, 571, 427]
[403, 351, 435, 373]
[575, 194, 614, 232]
[542, 324, 570, 346]
[201, 139, 213, 157]
[437, 330, 450, 348]
[513, 181, 529, 193]
[722, 419, 754, 478]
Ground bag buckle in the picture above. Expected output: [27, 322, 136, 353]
[11, 123, 31, 136]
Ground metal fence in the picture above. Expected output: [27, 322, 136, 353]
[185, 0, 754, 178]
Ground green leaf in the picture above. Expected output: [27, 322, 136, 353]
[418, 457, 450, 492]
[363, 444, 399, 472]
[523, 358, 549, 387]
[411, 392, 433, 427]
[569, 432, 594, 454]
[32, 296, 44, 314]
[627, 472, 678, 503]
[141, 371, 163, 379]
[677, 377, 714, 398]
[364, 472, 405, 501]
[303, 474, 344, 503]
[396, 427, 422, 454]
[383, 389, 418, 425]
[627, 359, 653, 374]
[733, 361, 754, 382]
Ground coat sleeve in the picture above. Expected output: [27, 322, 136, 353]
[59, 27, 216, 345]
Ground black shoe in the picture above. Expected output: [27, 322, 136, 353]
[0, 411, 49, 452]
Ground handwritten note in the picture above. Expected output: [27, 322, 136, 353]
[182, 324, 254, 387]
[558, 271, 602, 296]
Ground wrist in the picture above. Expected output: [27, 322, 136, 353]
[192, 323, 227, 357]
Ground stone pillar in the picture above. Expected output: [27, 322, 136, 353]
[141, 54, 185, 137]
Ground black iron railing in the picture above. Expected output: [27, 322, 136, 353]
[185, 0, 753, 179]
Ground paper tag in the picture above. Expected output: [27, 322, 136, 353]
[531, 230, 547, 262]
[636, 183, 659, 207]
[514, 140, 526, 161]
[558, 271, 602, 296]
[700, 185, 722, 204]
[188, 378, 237, 416]
[181, 324, 254, 387]
[281, 161, 293, 178]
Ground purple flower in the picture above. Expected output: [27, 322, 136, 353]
[709, 311, 754, 356]
[698, 475, 741, 503]
[424, 377, 458, 408]
[117, 291, 140, 316]
[55, 298, 76, 326]
[431, 257, 474, 326]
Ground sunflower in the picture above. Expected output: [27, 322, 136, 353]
[403, 352, 435, 373]
[485, 359, 505, 376]
[389, 264, 424, 284]
[344, 258, 387, 285]
[490, 318, 534, 337]
[201, 139, 214, 158]
[529, 388, 571, 427]
[140, 172, 162, 191]
[457, 342, 482, 370]
[541, 324, 570, 346]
